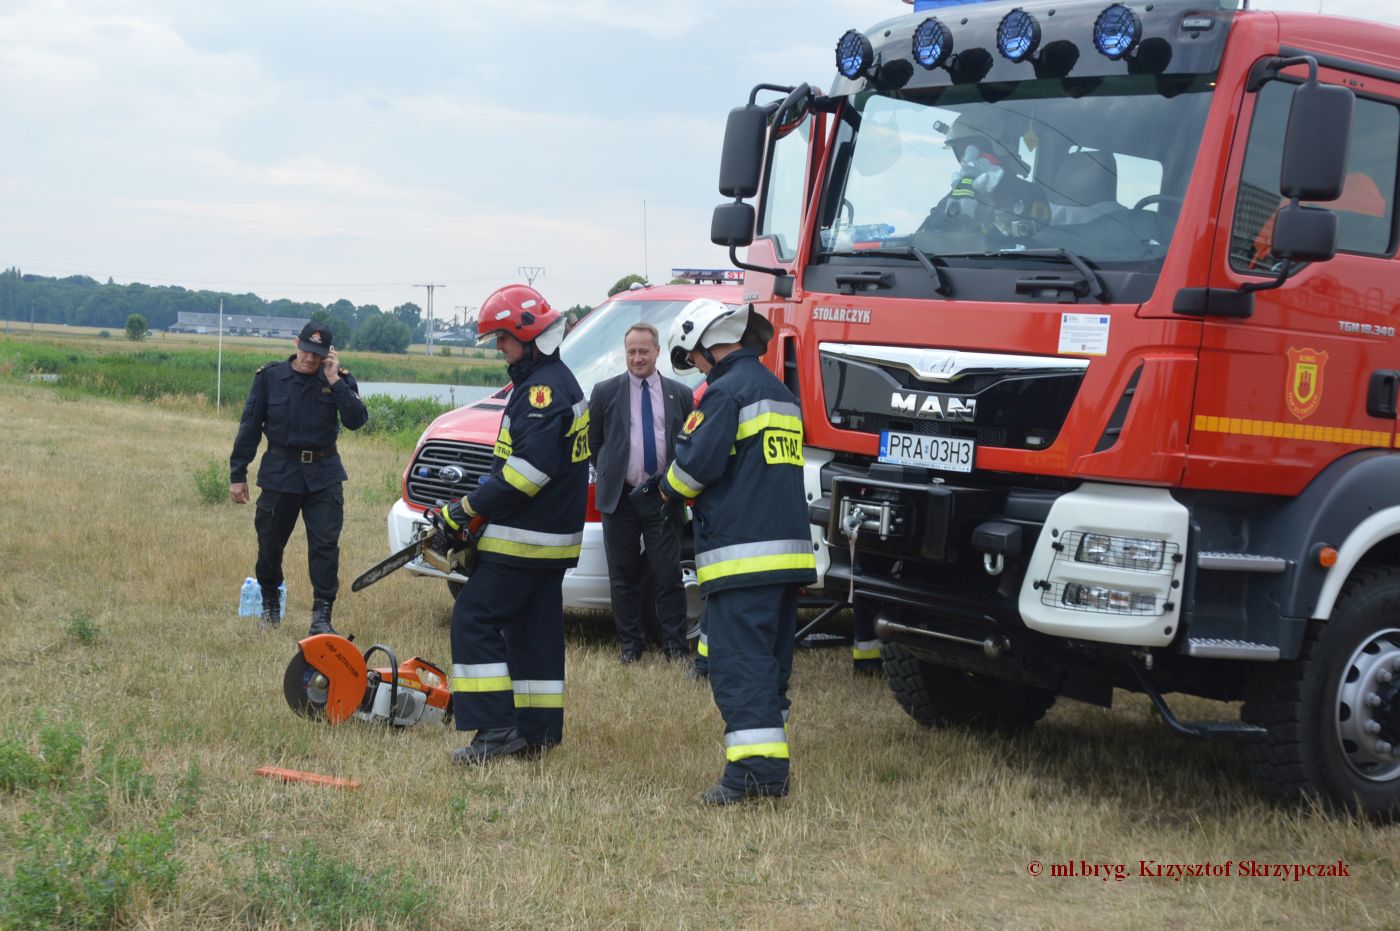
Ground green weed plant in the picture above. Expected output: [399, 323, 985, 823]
[191, 457, 226, 505]
[243, 841, 436, 928]
[0, 726, 195, 930]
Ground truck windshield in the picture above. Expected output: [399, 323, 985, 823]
[817, 74, 1216, 272]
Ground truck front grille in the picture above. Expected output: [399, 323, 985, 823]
[404, 440, 496, 509]
[819, 343, 1087, 450]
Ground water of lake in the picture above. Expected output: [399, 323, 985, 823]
[357, 382, 499, 405]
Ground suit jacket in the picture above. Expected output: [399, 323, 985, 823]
[589, 371, 694, 515]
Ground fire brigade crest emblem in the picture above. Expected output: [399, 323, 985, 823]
[1286, 347, 1328, 420]
[683, 410, 705, 434]
[528, 385, 553, 409]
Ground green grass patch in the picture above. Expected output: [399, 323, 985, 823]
[243, 840, 436, 927]
[0, 337, 507, 410]
[65, 612, 102, 645]
[360, 394, 454, 450]
[0, 726, 195, 930]
[191, 456, 226, 505]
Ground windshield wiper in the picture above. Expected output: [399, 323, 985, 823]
[825, 247, 952, 296]
[986, 248, 1108, 302]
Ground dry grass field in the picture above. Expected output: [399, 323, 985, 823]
[1, 381, 1397, 929]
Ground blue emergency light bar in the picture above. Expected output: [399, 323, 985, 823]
[840, 1, 1160, 82]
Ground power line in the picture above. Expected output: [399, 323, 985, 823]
[518, 266, 544, 287]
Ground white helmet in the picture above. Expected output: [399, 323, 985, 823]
[668, 298, 750, 371]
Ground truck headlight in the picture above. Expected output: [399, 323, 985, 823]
[1074, 532, 1165, 571]
[1062, 582, 1157, 614]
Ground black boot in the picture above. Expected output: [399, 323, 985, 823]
[450, 727, 529, 765]
[700, 778, 789, 806]
[308, 599, 335, 636]
[259, 587, 281, 631]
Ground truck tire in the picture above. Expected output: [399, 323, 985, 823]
[1243, 564, 1400, 821]
[881, 641, 1056, 732]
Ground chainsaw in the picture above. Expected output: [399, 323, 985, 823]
[283, 634, 452, 727]
[350, 509, 486, 593]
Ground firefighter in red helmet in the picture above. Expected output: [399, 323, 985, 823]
[435, 284, 589, 764]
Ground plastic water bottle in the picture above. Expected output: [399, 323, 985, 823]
[278, 581, 288, 620]
[239, 577, 256, 616]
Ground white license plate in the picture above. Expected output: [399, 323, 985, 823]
[878, 430, 975, 473]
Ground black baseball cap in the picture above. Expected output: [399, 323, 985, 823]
[298, 322, 333, 357]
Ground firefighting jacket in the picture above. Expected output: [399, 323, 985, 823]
[663, 349, 817, 595]
[230, 357, 368, 493]
[461, 350, 589, 569]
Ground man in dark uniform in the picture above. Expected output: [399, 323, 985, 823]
[435, 284, 588, 765]
[653, 298, 817, 805]
[229, 321, 368, 635]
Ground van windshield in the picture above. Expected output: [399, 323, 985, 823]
[817, 74, 1216, 271]
[561, 298, 709, 393]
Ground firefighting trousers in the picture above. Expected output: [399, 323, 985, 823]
[707, 583, 797, 791]
[449, 560, 566, 747]
[254, 485, 343, 603]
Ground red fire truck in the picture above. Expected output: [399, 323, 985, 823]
[710, 0, 1400, 816]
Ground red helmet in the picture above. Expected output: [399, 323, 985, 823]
[477, 284, 562, 349]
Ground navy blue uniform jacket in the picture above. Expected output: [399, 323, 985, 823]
[229, 357, 369, 493]
[465, 351, 589, 570]
[662, 349, 816, 595]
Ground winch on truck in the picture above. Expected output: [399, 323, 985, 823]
[709, 0, 1400, 817]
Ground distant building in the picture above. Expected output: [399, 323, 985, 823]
[168, 312, 306, 338]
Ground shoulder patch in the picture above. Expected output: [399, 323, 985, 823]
[683, 410, 705, 434]
[256, 361, 277, 374]
[338, 367, 351, 376]
[527, 385, 553, 409]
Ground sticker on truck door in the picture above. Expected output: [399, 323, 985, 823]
[1058, 313, 1110, 356]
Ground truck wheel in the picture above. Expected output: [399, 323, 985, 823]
[1243, 565, 1400, 821]
[881, 641, 1056, 732]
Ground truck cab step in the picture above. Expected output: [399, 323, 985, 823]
[1131, 666, 1266, 740]
[1196, 552, 1288, 573]
[1184, 638, 1280, 661]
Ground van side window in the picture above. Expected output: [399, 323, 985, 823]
[1230, 82, 1399, 273]
[758, 114, 812, 261]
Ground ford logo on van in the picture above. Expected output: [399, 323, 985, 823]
[438, 466, 466, 484]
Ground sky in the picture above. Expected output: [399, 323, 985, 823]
[0, 0, 1392, 318]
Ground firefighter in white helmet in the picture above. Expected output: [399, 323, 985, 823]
[651, 297, 816, 804]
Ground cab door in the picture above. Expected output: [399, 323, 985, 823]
[1185, 64, 1400, 496]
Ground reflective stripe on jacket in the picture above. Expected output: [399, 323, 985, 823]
[663, 350, 816, 595]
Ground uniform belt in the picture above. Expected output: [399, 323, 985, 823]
[267, 443, 338, 464]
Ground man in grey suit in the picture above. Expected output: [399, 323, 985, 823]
[588, 321, 695, 664]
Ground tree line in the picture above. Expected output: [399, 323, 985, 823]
[0, 266, 639, 353]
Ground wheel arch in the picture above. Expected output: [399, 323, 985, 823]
[1244, 451, 1400, 623]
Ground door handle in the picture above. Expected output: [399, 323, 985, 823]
[1368, 370, 1399, 419]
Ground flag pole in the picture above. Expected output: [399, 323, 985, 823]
[216, 298, 224, 412]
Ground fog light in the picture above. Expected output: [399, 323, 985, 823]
[1062, 582, 1156, 613]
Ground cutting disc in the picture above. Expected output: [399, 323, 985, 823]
[283, 650, 331, 719]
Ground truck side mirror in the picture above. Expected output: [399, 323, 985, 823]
[1270, 204, 1338, 263]
[711, 202, 756, 248]
[718, 105, 768, 198]
[1280, 81, 1354, 202]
